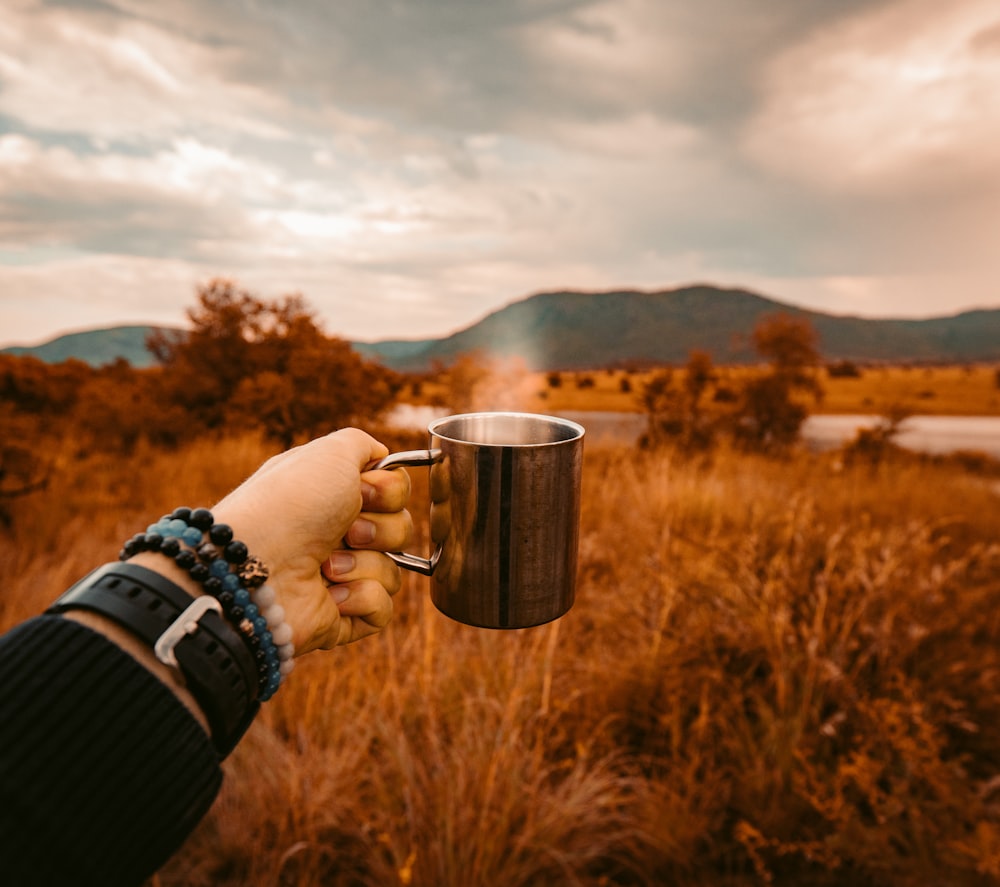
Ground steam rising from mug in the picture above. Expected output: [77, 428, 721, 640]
[374, 412, 585, 629]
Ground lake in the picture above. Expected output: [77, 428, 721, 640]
[387, 405, 1000, 458]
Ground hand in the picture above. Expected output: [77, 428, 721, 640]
[211, 428, 413, 655]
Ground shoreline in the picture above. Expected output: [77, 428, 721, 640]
[387, 405, 1000, 458]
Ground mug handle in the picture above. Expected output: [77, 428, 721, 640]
[369, 449, 444, 576]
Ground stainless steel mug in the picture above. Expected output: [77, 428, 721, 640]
[375, 411, 585, 629]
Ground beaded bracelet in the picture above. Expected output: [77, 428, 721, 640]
[119, 508, 293, 699]
[119, 507, 294, 701]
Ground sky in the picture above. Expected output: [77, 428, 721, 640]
[1, 0, 999, 347]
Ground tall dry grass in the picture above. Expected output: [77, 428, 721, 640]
[2, 432, 999, 885]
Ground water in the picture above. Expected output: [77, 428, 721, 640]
[386, 406, 1000, 458]
[802, 414, 1000, 458]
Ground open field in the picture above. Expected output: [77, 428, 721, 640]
[407, 363, 1000, 417]
[2, 430, 998, 885]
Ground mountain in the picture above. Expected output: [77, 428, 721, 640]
[0, 325, 178, 368]
[354, 285, 1000, 371]
[5, 285, 1000, 370]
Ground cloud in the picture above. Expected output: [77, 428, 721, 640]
[0, 252, 203, 341]
[0, 2, 286, 144]
[1, 0, 999, 347]
[743, 0, 1000, 193]
[0, 133, 275, 257]
[738, 0, 1000, 285]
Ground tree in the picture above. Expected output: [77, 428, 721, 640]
[0, 353, 91, 419]
[680, 350, 717, 449]
[827, 360, 861, 379]
[226, 328, 400, 448]
[731, 314, 823, 452]
[439, 353, 535, 413]
[70, 359, 187, 450]
[639, 366, 682, 447]
[639, 351, 720, 450]
[443, 353, 493, 413]
[0, 417, 52, 526]
[0, 355, 94, 506]
[148, 279, 296, 430]
[149, 279, 401, 445]
[752, 313, 821, 380]
[841, 404, 913, 467]
[734, 375, 810, 451]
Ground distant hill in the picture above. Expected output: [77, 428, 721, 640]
[354, 285, 1000, 371]
[0, 325, 179, 368]
[5, 285, 1000, 370]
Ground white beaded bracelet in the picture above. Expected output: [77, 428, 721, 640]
[252, 584, 295, 681]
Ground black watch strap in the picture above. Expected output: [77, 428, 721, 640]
[48, 562, 260, 757]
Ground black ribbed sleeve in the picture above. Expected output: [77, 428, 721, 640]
[0, 615, 223, 887]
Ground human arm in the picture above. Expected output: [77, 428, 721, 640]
[0, 428, 412, 886]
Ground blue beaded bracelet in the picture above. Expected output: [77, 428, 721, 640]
[119, 506, 294, 700]
[120, 511, 285, 700]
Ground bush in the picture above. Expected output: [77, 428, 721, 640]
[827, 360, 862, 378]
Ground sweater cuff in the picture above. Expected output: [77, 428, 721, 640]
[0, 615, 223, 887]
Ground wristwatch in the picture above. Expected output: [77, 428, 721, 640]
[48, 561, 260, 757]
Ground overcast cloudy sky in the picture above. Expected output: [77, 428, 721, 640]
[1, 0, 999, 346]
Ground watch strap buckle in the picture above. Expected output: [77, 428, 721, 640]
[154, 596, 223, 669]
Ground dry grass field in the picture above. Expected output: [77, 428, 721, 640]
[2, 422, 999, 885]
[408, 363, 1000, 417]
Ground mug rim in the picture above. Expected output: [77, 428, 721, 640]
[428, 410, 585, 447]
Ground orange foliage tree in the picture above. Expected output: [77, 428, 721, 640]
[148, 279, 401, 446]
[731, 313, 823, 452]
[0, 354, 96, 519]
[68, 359, 192, 450]
[640, 350, 719, 450]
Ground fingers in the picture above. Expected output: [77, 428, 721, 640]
[322, 549, 402, 596]
[345, 466, 413, 551]
[305, 428, 391, 472]
[331, 579, 395, 645]
[361, 466, 411, 513]
[322, 550, 402, 646]
[250, 427, 388, 479]
[330, 462, 411, 644]
[345, 510, 414, 550]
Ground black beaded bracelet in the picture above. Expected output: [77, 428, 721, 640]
[119, 507, 293, 700]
